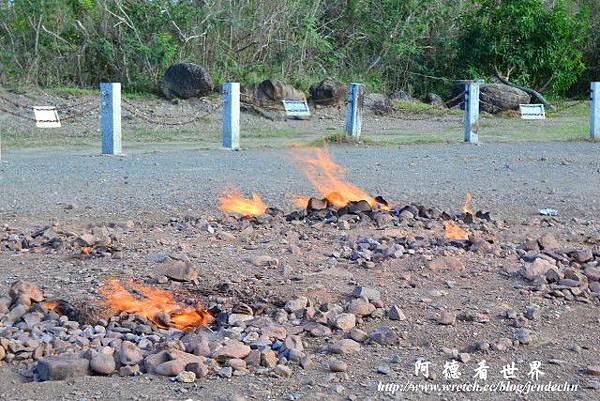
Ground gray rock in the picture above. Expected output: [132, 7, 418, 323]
[369, 326, 399, 346]
[90, 353, 116, 375]
[388, 305, 406, 321]
[160, 63, 213, 99]
[329, 359, 348, 372]
[438, 311, 456, 326]
[352, 287, 381, 301]
[36, 356, 89, 381]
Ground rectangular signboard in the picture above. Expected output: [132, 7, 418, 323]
[519, 104, 545, 120]
[282, 100, 311, 118]
[33, 106, 61, 128]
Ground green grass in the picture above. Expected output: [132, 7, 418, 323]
[392, 99, 463, 116]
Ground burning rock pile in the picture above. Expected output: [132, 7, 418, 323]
[0, 222, 128, 258]
[0, 280, 404, 383]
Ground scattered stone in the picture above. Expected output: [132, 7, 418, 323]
[274, 364, 292, 378]
[329, 339, 361, 354]
[388, 305, 406, 321]
[215, 341, 252, 361]
[163, 260, 198, 282]
[585, 366, 600, 376]
[537, 234, 560, 250]
[428, 256, 465, 271]
[245, 255, 279, 267]
[524, 258, 556, 281]
[284, 297, 308, 313]
[377, 366, 391, 375]
[90, 353, 116, 375]
[176, 370, 196, 383]
[524, 305, 541, 321]
[438, 311, 456, 326]
[185, 361, 208, 378]
[349, 328, 369, 343]
[352, 287, 381, 302]
[119, 341, 143, 366]
[36, 356, 89, 381]
[333, 313, 356, 331]
[329, 359, 348, 372]
[369, 326, 399, 346]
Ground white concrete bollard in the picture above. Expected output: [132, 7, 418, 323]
[100, 83, 122, 155]
[223, 82, 240, 150]
[463, 80, 483, 144]
[591, 82, 599, 140]
[345, 83, 364, 139]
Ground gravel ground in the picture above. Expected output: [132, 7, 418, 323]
[1, 142, 600, 401]
[1, 142, 599, 225]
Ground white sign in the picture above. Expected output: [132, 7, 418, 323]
[519, 104, 545, 120]
[282, 100, 310, 118]
[33, 106, 61, 128]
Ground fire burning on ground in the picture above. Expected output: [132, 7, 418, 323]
[99, 279, 211, 331]
[464, 192, 474, 217]
[292, 144, 389, 210]
[443, 220, 469, 241]
[218, 189, 267, 217]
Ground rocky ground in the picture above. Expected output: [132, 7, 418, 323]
[0, 91, 599, 400]
[1, 170, 600, 400]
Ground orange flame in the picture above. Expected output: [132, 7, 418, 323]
[295, 195, 310, 209]
[42, 300, 59, 311]
[444, 221, 469, 241]
[99, 279, 211, 331]
[292, 144, 386, 209]
[219, 189, 267, 217]
[463, 192, 474, 217]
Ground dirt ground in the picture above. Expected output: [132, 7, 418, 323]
[1, 92, 599, 401]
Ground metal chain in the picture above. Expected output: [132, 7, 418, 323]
[0, 102, 97, 123]
[0, 95, 96, 112]
[121, 100, 210, 126]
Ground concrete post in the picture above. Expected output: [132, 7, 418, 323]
[345, 83, 364, 139]
[100, 83, 122, 155]
[591, 82, 599, 140]
[463, 80, 483, 144]
[223, 82, 240, 150]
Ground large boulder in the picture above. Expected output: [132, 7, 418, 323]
[425, 93, 447, 108]
[480, 83, 530, 113]
[309, 78, 347, 106]
[448, 83, 530, 113]
[255, 79, 306, 108]
[159, 63, 213, 99]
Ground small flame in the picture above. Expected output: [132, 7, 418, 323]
[295, 195, 310, 209]
[292, 144, 383, 208]
[219, 189, 267, 217]
[463, 192, 474, 217]
[42, 300, 59, 311]
[99, 279, 211, 331]
[444, 221, 468, 241]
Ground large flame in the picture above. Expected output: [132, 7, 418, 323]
[219, 189, 267, 217]
[293, 144, 386, 208]
[463, 192, 474, 217]
[99, 279, 211, 331]
[443, 221, 468, 241]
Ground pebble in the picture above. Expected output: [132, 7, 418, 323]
[329, 359, 348, 372]
[438, 311, 456, 326]
[388, 305, 406, 321]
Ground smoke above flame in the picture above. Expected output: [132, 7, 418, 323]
[219, 189, 267, 217]
[99, 279, 211, 332]
[292, 144, 387, 209]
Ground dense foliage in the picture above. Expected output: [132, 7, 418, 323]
[0, 0, 596, 97]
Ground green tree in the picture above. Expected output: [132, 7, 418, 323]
[459, 0, 586, 94]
